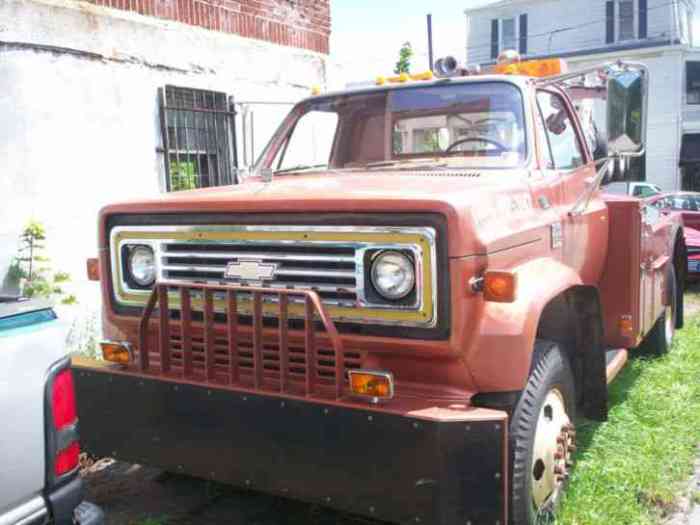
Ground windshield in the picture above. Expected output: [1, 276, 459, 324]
[255, 82, 527, 175]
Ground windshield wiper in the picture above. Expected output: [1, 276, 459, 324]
[273, 164, 327, 175]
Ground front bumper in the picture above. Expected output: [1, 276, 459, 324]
[74, 365, 508, 525]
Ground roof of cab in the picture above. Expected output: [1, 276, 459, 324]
[297, 74, 533, 107]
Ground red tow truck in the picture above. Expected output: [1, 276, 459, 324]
[74, 53, 685, 524]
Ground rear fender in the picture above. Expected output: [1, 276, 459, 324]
[467, 258, 582, 392]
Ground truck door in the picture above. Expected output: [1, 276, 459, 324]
[536, 90, 608, 283]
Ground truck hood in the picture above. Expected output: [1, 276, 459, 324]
[101, 171, 540, 258]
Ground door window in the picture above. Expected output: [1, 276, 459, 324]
[537, 91, 585, 171]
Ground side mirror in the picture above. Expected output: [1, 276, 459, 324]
[606, 66, 648, 157]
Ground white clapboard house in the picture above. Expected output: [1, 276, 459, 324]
[465, 0, 700, 191]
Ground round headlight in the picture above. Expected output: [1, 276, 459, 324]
[128, 245, 156, 287]
[370, 251, 416, 300]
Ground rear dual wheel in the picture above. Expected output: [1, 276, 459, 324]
[510, 341, 576, 525]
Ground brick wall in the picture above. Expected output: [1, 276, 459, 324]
[85, 0, 330, 54]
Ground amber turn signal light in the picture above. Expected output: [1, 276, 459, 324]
[483, 271, 517, 303]
[101, 341, 132, 365]
[86, 258, 100, 281]
[618, 315, 634, 337]
[348, 370, 394, 401]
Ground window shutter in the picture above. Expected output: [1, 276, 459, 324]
[491, 19, 499, 59]
[639, 0, 648, 39]
[519, 14, 528, 54]
[606, 1, 615, 43]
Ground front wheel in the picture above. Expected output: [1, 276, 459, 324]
[510, 341, 576, 525]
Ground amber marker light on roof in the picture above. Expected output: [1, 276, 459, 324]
[375, 70, 434, 86]
[101, 341, 132, 365]
[348, 370, 394, 402]
[494, 57, 567, 78]
[483, 270, 518, 303]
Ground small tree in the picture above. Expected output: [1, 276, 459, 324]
[12, 220, 75, 304]
[394, 42, 413, 75]
[17, 221, 48, 283]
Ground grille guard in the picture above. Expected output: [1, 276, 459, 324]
[138, 281, 346, 399]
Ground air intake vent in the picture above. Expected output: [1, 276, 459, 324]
[388, 170, 482, 178]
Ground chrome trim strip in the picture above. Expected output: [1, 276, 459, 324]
[0, 495, 48, 525]
[110, 225, 438, 327]
[162, 249, 356, 263]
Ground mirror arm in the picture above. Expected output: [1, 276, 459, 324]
[569, 157, 614, 217]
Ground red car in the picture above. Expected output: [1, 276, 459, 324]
[684, 226, 700, 279]
[649, 192, 700, 231]
[649, 192, 700, 278]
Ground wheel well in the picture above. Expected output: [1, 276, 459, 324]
[536, 286, 608, 421]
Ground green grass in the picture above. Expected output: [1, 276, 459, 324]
[555, 314, 700, 524]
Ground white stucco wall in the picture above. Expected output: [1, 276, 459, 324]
[0, 0, 333, 299]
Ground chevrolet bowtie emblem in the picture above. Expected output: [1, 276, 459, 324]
[224, 259, 278, 281]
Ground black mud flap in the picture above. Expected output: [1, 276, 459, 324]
[74, 368, 507, 525]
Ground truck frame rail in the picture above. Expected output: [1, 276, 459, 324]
[137, 281, 346, 399]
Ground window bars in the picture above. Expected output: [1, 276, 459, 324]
[159, 86, 238, 191]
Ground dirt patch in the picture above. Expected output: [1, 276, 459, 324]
[661, 446, 700, 525]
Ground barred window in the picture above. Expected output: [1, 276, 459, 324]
[159, 86, 238, 192]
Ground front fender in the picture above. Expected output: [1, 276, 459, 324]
[466, 258, 583, 392]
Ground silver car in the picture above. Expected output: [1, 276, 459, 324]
[0, 297, 102, 525]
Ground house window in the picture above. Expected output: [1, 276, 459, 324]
[159, 85, 238, 192]
[491, 15, 527, 58]
[501, 18, 517, 52]
[687, 63, 700, 105]
[618, 0, 635, 41]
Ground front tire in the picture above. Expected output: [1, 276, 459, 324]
[510, 341, 576, 525]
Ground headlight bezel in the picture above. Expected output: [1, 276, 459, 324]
[368, 249, 417, 302]
[124, 244, 157, 288]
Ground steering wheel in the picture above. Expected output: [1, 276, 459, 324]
[444, 137, 509, 153]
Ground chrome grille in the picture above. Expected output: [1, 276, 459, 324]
[160, 242, 358, 306]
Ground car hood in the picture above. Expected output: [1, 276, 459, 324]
[100, 171, 540, 258]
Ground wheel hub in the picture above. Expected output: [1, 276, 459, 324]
[531, 388, 576, 512]
[664, 304, 674, 347]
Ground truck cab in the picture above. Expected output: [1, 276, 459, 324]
[74, 55, 685, 525]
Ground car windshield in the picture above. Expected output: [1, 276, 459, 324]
[669, 195, 700, 211]
[255, 82, 527, 175]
